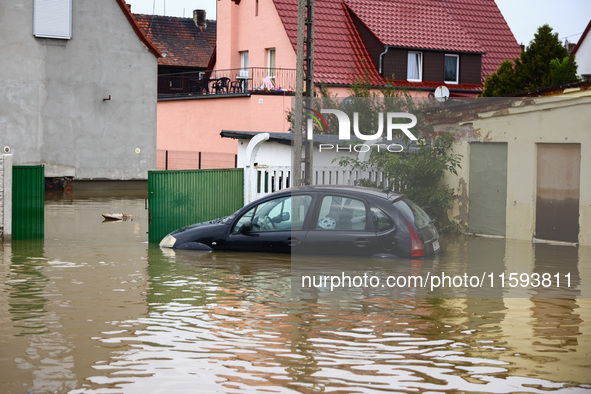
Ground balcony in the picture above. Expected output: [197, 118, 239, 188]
[157, 67, 296, 99]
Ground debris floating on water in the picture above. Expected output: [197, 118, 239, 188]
[102, 213, 133, 221]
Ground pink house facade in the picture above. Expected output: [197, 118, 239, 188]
[156, 0, 520, 170]
[155, 0, 298, 169]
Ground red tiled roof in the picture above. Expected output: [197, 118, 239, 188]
[345, 0, 483, 53]
[274, 0, 384, 86]
[134, 14, 216, 68]
[273, 0, 520, 88]
[444, 0, 521, 83]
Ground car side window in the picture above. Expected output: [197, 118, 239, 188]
[288, 195, 313, 231]
[232, 206, 256, 233]
[316, 195, 368, 231]
[371, 206, 394, 232]
[232, 195, 312, 233]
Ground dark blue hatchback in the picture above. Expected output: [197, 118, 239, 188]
[160, 185, 440, 258]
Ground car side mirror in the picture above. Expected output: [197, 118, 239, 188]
[238, 221, 252, 234]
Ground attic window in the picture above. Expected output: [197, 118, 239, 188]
[33, 0, 72, 39]
[407, 51, 422, 82]
[444, 54, 459, 84]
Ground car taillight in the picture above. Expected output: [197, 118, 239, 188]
[406, 220, 425, 257]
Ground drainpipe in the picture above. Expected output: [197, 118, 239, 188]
[379, 46, 392, 76]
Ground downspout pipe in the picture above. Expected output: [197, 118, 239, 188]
[379, 46, 393, 76]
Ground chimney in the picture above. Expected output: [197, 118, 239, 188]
[194, 9, 207, 30]
[568, 42, 576, 55]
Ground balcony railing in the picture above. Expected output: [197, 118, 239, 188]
[157, 67, 296, 98]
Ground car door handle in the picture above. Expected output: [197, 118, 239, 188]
[353, 238, 369, 248]
[284, 237, 302, 247]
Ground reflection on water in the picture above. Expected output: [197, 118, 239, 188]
[7, 240, 48, 336]
[0, 197, 590, 393]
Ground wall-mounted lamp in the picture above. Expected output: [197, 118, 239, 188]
[103, 95, 111, 101]
[3, 146, 10, 153]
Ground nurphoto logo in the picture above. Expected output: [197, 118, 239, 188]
[304, 107, 419, 153]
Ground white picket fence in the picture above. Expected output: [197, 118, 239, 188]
[245, 165, 395, 203]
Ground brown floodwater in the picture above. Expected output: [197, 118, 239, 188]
[0, 195, 590, 393]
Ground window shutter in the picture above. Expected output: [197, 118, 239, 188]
[33, 0, 72, 39]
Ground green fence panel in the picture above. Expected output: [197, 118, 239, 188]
[12, 165, 45, 239]
[148, 168, 244, 243]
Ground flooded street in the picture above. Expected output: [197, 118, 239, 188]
[1, 195, 590, 393]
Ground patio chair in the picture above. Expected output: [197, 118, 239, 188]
[196, 77, 210, 94]
[213, 77, 231, 94]
[230, 80, 243, 93]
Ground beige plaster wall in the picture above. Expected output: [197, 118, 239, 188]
[439, 97, 591, 245]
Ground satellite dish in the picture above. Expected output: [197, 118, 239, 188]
[434, 86, 450, 102]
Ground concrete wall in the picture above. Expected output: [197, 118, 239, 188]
[0, 1, 158, 180]
[437, 96, 591, 246]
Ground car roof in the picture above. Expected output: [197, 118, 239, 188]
[284, 185, 403, 201]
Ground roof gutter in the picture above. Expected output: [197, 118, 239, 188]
[379, 46, 393, 76]
[322, 83, 482, 94]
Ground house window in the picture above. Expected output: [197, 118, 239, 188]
[444, 54, 459, 84]
[267, 48, 276, 78]
[33, 0, 72, 39]
[407, 51, 422, 81]
[239, 51, 249, 78]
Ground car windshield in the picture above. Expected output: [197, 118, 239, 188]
[393, 198, 432, 229]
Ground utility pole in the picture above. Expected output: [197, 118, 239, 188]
[292, 0, 314, 187]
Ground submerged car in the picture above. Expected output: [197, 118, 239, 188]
[160, 185, 440, 258]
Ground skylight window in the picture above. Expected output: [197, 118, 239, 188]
[407, 51, 422, 82]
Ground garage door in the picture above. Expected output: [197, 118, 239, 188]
[536, 144, 580, 243]
[469, 142, 508, 236]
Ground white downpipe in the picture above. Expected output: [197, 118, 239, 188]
[379, 46, 392, 76]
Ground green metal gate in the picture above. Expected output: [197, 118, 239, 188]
[12, 165, 45, 239]
[148, 168, 244, 243]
